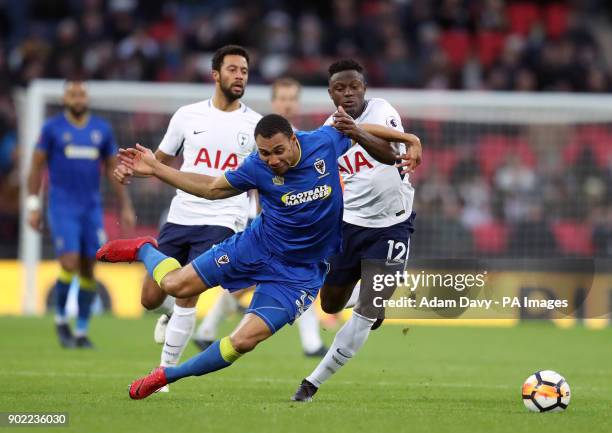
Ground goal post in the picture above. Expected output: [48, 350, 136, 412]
[17, 79, 612, 314]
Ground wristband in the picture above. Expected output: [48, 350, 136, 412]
[26, 195, 41, 212]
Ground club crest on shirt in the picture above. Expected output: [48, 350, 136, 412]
[237, 132, 250, 149]
[216, 254, 230, 266]
[62, 132, 72, 143]
[272, 176, 284, 186]
[90, 130, 102, 145]
[314, 158, 326, 175]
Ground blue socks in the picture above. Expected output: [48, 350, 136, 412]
[75, 277, 97, 336]
[54, 279, 71, 319]
[76, 290, 95, 335]
[164, 337, 242, 383]
[137, 243, 181, 286]
[138, 243, 169, 274]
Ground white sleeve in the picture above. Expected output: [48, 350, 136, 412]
[158, 109, 185, 156]
[323, 113, 334, 126]
[368, 100, 405, 154]
[369, 100, 404, 132]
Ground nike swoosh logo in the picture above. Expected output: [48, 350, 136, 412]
[193, 130, 207, 135]
[336, 348, 352, 358]
[165, 343, 182, 348]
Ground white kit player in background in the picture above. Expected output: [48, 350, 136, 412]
[292, 59, 422, 401]
[114, 45, 261, 393]
[192, 77, 329, 358]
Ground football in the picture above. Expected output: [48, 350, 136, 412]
[522, 370, 571, 412]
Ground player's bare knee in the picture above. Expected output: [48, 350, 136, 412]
[140, 279, 165, 310]
[59, 255, 79, 274]
[159, 273, 182, 297]
[140, 293, 163, 310]
[229, 334, 259, 354]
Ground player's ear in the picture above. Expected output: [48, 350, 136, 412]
[211, 69, 220, 83]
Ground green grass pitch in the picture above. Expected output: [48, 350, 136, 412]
[1, 315, 611, 433]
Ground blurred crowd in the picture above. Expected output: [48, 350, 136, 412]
[1, 0, 612, 258]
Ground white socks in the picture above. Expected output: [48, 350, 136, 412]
[160, 304, 196, 367]
[194, 291, 239, 341]
[297, 306, 324, 354]
[306, 310, 375, 388]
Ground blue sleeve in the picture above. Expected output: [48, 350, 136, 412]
[224, 152, 258, 191]
[35, 121, 54, 153]
[321, 125, 352, 158]
[100, 121, 118, 158]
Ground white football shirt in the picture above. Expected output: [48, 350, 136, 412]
[159, 99, 261, 231]
[325, 98, 414, 228]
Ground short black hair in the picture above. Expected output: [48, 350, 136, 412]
[328, 59, 364, 78]
[212, 45, 250, 71]
[254, 114, 293, 140]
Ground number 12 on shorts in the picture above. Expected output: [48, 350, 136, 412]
[386, 240, 409, 263]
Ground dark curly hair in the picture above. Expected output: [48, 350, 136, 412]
[328, 59, 365, 78]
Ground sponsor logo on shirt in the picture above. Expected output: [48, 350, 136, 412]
[64, 145, 100, 160]
[338, 151, 374, 175]
[194, 148, 239, 170]
[280, 185, 332, 206]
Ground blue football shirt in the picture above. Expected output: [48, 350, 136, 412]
[224, 125, 352, 263]
[36, 113, 117, 209]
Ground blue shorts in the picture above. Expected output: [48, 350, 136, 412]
[325, 212, 416, 286]
[245, 292, 292, 334]
[47, 204, 105, 258]
[191, 229, 327, 324]
[157, 222, 234, 266]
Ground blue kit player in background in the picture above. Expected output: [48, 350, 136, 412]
[26, 80, 136, 348]
[96, 111, 398, 399]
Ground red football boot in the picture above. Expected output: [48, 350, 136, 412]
[129, 367, 168, 400]
[96, 236, 158, 263]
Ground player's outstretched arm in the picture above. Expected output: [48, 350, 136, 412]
[119, 144, 242, 200]
[26, 149, 47, 231]
[114, 149, 174, 184]
[360, 123, 422, 174]
[105, 155, 136, 230]
[332, 106, 397, 165]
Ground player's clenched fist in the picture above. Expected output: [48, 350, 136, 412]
[396, 136, 422, 175]
[331, 105, 357, 135]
